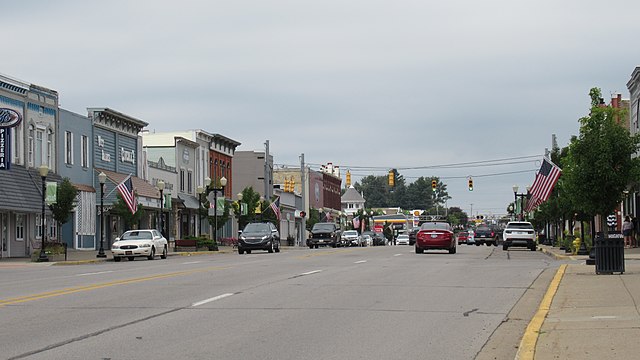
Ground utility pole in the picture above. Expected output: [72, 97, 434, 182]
[470, 204, 473, 220]
[264, 140, 270, 199]
[300, 153, 306, 247]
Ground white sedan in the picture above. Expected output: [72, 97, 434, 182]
[111, 229, 168, 262]
[396, 234, 410, 245]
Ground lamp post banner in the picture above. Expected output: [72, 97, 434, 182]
[46, 181, 57, 205]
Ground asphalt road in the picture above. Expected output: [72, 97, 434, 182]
[0, 244, 558, 360]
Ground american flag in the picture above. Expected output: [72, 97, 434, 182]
[117, 176, 137, 215]
[525, 158, 562, 212]
[352, 216, 360, 229]
[269, 196, 281, 220]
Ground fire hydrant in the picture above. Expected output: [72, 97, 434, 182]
[573, 237, 581, 254]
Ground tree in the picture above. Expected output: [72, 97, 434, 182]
[562, 87, 640, 231]
[49, 178, 79, 243]
[110, 193, 144, 230]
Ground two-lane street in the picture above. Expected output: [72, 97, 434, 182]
[1, 245, 558, 359]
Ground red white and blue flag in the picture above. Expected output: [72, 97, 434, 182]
[117, 175, 137, 215]
[352, 216, 360, 229]
[269, 196, 281, 220]
[525, 157, 562, 212]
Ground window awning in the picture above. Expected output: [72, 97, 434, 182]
[178, 194, 200, 210]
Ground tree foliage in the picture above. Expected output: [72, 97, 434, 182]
[354, 173, 450, 211]
[110, 192, 144, 230]
[49, 178, 79, 226]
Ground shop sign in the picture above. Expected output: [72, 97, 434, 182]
[0, 108, 22, 128]
[0, 128, 10, 170]
[120, 147, 135, 164]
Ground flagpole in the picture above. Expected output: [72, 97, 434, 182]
[105, 173, 132, 198]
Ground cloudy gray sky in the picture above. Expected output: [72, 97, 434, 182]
[3, 0, 639, 216]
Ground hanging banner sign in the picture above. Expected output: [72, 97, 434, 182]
[46, 181, 57, 205]
[0, 127, 10, 170]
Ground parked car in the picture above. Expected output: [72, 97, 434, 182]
[456, 231, 470, 245]
[415, 221, 456, 254]
[474, 225, 500, 246]
[112, 229, 168, 262]
[396, 234, 410, 245]
[408, 228, 419, 245]
[341, 230, 360, 247]
[503, 221, 537, 251]
[359, 234, 372, 247]
[362, 231, 386, 246]
[238, 222, 281, 254]
[308, 222, 341, 248]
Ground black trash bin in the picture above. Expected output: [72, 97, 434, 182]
[595, 232, 625, 275]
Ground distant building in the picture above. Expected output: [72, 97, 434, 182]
[341, 186, 365, 218]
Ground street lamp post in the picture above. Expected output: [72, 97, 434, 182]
[97, 172, 107, 258]
[237, 192, 244, 235]
[204, 176, 227, 247]
[196, 186, 204, 236]
[37, 165, 49, 262]
[259, 196, 265, 221]
[157, 180, 165, 237]
[512, 185, 531, 220]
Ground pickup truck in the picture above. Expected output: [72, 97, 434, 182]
[308, 222, 341, 249]
[473, 225, 500, 246]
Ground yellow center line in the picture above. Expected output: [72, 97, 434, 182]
[0, 265, 229, 307]
[516, 264, 567, 360]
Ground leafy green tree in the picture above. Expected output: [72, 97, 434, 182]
[49, 178, 79, 244]
[110, 192, 144, 230]
[562, 87, 640, 231]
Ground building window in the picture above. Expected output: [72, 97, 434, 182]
[65, 131, 73, 165]
[13, 124, 21, 163]
[28, 125, 34, 167]
[47, 129, 53, 168]
[48, 216, 56, 241]
[180, 169, 185, 192]
[81, 135, 88, 168]
[35, 129, 44, 166]
[35, 213, 43, 239]
[15, 214, 24, 241]
[187, 170, 193, 194]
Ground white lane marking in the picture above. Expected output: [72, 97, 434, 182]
[192, 293, 234, 307]
[182, 261, 203, 264]
[394, 254, 403, 257]
[592, 316, 617, 319]
[76, 271, 114, 276]
[300, 270, 322, 276]
[354, 260, 367, 264]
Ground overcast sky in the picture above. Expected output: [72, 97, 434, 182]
[3, 0, 639, 216]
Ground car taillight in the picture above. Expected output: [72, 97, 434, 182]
[490, 232, 494, 237]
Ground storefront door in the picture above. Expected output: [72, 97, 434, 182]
[1, 213, 7, 259]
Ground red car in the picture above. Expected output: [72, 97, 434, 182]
[415, 222, 456, 254]
[456, 231, 469, 245]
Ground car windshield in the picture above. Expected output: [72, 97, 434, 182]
[420, 222, 450, 231]
[397, 235, 409, 239]
[243, 223, 270, 233]
[343, 231, 358, 236]
[507, 223, 534, 230]
[313, 223, 335, 231]
[121, 231, 153, 240]
[459, 232, 468, 236]
[477, 226, 491, 231]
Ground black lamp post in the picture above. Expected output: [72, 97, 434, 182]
[512, 185, 531, 220]
[259, 195, 264, 221]
[197, 185, 204, 236]
[37, 165, 49, 262]
[157, 180, 165, 237]
[204, 176, 227, 246]
[237, 192, 244, 234]
[97, 172, 107, 258]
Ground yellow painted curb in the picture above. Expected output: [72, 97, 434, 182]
[515, 264, 567, 360]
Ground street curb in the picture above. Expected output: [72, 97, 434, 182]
[515, 264, 567, 360]
[539, 246, 575, 260]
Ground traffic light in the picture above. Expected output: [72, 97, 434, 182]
[468, 178, 474, 191]
[431, 179, 437, 192]
[388, 170, 395, 187]
[346, 170, 351, 187]
[289, 176, 295, 192]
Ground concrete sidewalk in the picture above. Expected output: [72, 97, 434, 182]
[522, 245, 640, 359]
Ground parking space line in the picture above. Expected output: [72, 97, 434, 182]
[354, 260, 367, 264]
[192, 293, 234, 307]
[300, 270, 322, 276]
[76, 271, 114, 276]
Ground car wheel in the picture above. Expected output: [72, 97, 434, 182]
[246, 250, 252, 254]
[485, 242, 491, 246]
[128, 256, 135, 261]
[493, 239, 499, 246]
[315, 245, 319, 249]
[449, 246, 457, 254]
[147, 247, 155, 260]
[114, 256, 121, 262]
[475, 242, 481, 246]
[530, 244, 537, 251]
[238, 248, 244, 254]
[503, 244, 508, 251]
[415, 246, 424, 254]
[268, 242, 274, 253]
[160, 246, 167, 259]
[309, 245, 314, 249]
[275, 241, 280, 253]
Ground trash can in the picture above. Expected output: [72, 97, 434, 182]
[595, 233, 625, 275]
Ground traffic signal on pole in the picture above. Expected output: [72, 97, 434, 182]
[346, 170, 351, 187]
[388, 170, 395, 187]
[468, 178, 474, 191]
[431, 179, 437, 192]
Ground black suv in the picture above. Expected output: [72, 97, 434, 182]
[473, 224, 500, 246]
[238, 222, 281, 254]
[308, 222, 341, 248]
